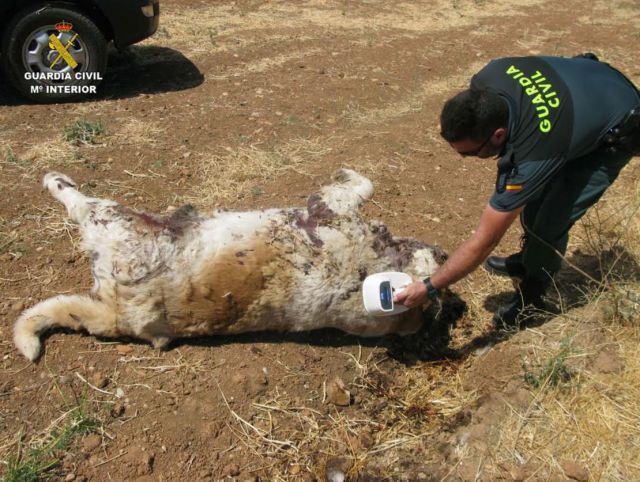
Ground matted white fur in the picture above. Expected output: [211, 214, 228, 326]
[14, 169, 446, 361]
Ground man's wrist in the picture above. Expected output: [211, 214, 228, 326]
[422, 277, 441, 300]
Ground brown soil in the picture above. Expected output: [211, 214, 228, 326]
[1, 1, 638, 481]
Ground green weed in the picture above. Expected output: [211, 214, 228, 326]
[63, 119, 105, 146]
[208, 27, 218, 47]
[2, 372, 101, 482]
[251, 186, 264, 197]
[0, 234, 14, 255]
[522, 335, 575, 389]
[5, 148, 19, 164]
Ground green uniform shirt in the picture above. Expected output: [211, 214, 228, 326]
[471, 56, 640, 212]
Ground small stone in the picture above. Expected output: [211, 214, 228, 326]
[91, 373, 109, 389]
[325, 458, 348, 482]
[225, 463, 240, 476]
[124, 447, 154, 476]
[509, 465, 527, 482]
[10, 301, 25, 313]
[111, 401, 125, 417]
[289, 464, 301, 475]
[359, 430, 375, 448]
[116, 345, 133, 355]
[326, 377, 351, 406]
[559, 459, 589, 481]
[246, 369, 268, 398]
[65, 473, 75, 481]
[82, 434, 101, 452]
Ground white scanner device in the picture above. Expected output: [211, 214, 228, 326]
[362, 271, 413, 316]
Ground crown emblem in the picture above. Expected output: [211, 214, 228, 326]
[55, 21, 73, 32]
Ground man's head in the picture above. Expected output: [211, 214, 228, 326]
[440, 88, 509, 158]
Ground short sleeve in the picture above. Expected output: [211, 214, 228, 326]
[490, 157, 567, 212]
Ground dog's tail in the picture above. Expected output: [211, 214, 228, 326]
[14, 295, 116, 361]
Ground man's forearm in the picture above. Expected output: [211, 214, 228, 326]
[430, 235, 496, 289]
[429, 204, 522, 290]
[393, 204, 521, 309]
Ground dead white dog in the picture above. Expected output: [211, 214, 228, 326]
[14, 169, 446, 361]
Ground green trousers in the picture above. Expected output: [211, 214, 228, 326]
[521, 147, 634, 281]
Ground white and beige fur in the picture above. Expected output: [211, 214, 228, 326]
[14, 169, 446, 361]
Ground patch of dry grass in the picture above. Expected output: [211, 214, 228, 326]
[155, 0, 548, 58]
[482, 160, 640, 480]
[215, 346, 475, 480]
[577, 0, 640, 27]
[1, 138, 75, 173]
[0, 216, 19, 256]
[183, 138, 331, 207]
[490, 324, 640, 481]
[0, 119, 107, 176]
[112, 119, 166, 147]
[339, 61, 484, 127]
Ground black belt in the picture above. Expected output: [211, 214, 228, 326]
[602, 106, 640, 156]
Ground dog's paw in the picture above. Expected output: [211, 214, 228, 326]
[332, 168, 357, 183]
[43, 172, 77, 192]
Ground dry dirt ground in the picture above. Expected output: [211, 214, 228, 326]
[1, 1, 640, 481]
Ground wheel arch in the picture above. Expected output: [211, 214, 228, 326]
[0, 0, 114, 46]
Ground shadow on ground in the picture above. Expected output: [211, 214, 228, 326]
[0, 45, 204, 106]
[459, 246, 640, 355]
[167, 291, 470, 366]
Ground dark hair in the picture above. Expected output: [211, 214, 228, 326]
[440, 89, 508, 142]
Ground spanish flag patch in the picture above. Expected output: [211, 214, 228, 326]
[505, 184, 524, 192]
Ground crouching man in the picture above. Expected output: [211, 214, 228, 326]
[396, 54, 640, 328]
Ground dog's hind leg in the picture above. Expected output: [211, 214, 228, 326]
[14, 295, 117, 361]
[43, 172, 106, 224]
[308, 169, 374, 216]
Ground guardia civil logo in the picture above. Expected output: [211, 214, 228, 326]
[2, 2, 158, 101]
[21, 19, 102, 96]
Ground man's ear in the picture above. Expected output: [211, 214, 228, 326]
[494, 127, 508, 143]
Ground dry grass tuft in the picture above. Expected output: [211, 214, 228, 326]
[112, 119, 166, 147]
[19, 139, 77, 170]
[183, 138, 330, 207]
[491, 325, 640, 481]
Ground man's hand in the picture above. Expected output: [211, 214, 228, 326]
[393, 281, 429, 309]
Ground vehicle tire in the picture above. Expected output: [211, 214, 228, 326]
[2, 5, 108, 102]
